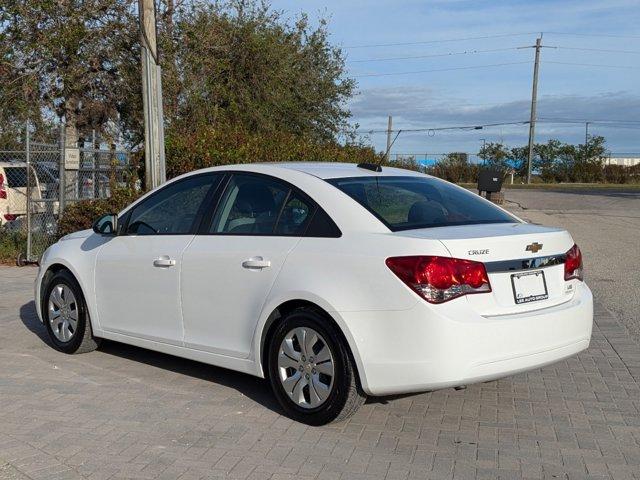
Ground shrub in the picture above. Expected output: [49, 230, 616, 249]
[164, 125, 380, 178]
[0, 229, 26, 264]
[57, 185, 140, 238]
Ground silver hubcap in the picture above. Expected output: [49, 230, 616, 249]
[48, 284, 78, 342]
[277, 327, 335, 409]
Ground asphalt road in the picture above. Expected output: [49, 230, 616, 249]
[504, 187, 640, 342]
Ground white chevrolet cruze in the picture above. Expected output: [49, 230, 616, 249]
[35, 162, 593, 424]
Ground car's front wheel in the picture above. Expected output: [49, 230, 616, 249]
[268, 308, 366, 425]
[43, 270, 101, 354]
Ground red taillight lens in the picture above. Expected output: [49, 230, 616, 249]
[564, 244, 583, 281]
[3, 214, 16, 221]
[386, 256, 491, 304]
[0, 174, 6, 199]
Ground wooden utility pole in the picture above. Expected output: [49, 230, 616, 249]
[525, 37, 542, 184]
[139, 0, 166, 190]
[385, 115, 393, 162]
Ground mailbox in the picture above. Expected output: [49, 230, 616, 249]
[477, 169, 503, 194]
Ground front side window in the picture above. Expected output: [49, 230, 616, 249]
[327, 176, 517, 231]
[211, 174, 307, 235]
[126, 174, 219, 235]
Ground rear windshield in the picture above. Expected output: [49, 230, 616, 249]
[327, 176, 517, 231]
[3, 167, 28, 188]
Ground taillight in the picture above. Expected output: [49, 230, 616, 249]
[564, 244, 583, 281]
[386, 256, 491, 304]
[0, 174, 6, 199]
[4, 214, 16, 221]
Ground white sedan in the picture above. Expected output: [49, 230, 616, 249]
[35, 162, 593, 425]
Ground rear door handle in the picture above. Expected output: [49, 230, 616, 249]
[153, 256, 176, 268]
[242, 257, 271, 270]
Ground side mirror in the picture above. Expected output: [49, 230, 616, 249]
[93, 213, 118, 235]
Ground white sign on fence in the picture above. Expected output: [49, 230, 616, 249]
[64, 148, 80, 170]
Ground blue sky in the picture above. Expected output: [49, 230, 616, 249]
[270, 0, 640, 158]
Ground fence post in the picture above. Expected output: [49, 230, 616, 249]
[59, 124, 66, 214]
[25, 123, 32, 261]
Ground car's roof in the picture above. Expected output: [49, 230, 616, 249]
[224, 162, 429, 180]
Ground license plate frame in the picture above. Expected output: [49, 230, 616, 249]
[511, 270, 549, 304]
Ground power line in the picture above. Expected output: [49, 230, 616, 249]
[353, 61, 530, 78]
[348, 47, 523, 63]
[344, 32, 538, 49]
[544, 31, 640, 40]
[557, 46, 640, 55]
[361, 120, 530, 134]
[538, 117, 640, 124]
[544, 61, 640, 70]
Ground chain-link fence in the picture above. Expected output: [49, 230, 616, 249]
[0, 126, 131, 265]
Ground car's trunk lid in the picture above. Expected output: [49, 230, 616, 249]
[396, 222, 576, 316]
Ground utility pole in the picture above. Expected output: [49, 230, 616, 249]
[385, 115, 393, 163]
[139, 0, 166, 190]
[585, 122, 590, 146]
[479, 138, 486, 165]
[525, 37, 542, 184]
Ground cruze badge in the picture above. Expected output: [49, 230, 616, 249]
[468, 249, 489, 255]
[526, 242, 543, 253]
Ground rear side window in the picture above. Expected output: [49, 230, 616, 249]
[327, 176, 517, 231]
[4, 167, 28, 188]
[210, 174, 291, 234]
[207, 173, 340, 237]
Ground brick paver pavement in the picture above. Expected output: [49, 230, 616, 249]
[1, 266, 640, 480]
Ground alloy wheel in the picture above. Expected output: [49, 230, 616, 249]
[48, 284, 78, 342]
[277, 326, 335, 409]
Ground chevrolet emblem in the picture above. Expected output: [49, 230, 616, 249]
[526, 242, 543, 253]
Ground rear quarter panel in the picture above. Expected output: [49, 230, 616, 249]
[252, 230, 452, 378]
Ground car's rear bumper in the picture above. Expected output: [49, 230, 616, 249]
[341, 282, 593, 396]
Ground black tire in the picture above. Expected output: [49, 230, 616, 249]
[267, 308, 366, 425]
[16, 252, 27, 267]
[42, 270, 101, 354]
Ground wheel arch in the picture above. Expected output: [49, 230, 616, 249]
[257, 298, 368, 392]
[38, 261, 91, 327]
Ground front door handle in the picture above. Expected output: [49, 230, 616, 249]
[153, 256, 176, 268]
[242, 257, 271, 270]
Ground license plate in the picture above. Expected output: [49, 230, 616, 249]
[511, 270, 548, 304]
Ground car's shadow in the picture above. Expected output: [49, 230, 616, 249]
[19, 301, 282, 415]
[20, 300, 405, 411]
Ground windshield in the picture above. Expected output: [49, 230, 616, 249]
[327, 176, 518, 231]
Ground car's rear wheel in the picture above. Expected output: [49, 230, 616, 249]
[268, 308, 366, 425]
[43, 270, 101, 354]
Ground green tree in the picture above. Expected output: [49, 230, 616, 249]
[166, 1, 355, 141]
[478, 142, 510, 171]
[434, 152, 470, 182]
[0, 0, 139, 146]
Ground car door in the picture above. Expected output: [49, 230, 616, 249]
[94, 173, 222, 344]
[181, 172, 316, 358]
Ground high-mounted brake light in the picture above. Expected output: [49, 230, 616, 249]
[386, 256, 491, 304]
[0, 174, 6, 199]
[564, 244, 583, 281]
